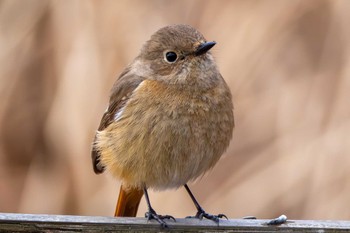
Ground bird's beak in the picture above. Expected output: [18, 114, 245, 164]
[195, 41, 216, 56]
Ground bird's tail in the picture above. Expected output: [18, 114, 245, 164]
[114, 185, 144, 217]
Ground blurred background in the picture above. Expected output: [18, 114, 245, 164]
[1, 0, 350, 220]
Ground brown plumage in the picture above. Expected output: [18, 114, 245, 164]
[91, 24, 234, 227]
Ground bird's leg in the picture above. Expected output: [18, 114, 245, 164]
[143, 187, 175, 228]
[184, 184, 228, 223]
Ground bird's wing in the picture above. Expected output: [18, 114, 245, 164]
[91, 67, 145, 174]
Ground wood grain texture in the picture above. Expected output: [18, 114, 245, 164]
[1, 213, 350, 232]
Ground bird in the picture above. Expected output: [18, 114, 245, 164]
[91, 24, 234, 227]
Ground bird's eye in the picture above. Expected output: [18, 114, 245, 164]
[165, 51, 178, 63]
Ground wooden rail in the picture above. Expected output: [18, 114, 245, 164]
[1, 213, 350, 232]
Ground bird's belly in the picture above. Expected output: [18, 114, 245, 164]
[98, 111, 227, 190]
[97, 80, 233, 189]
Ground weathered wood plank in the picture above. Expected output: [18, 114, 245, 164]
[1, 213, 350, 232]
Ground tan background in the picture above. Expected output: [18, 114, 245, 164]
[1, 0, 350, 220]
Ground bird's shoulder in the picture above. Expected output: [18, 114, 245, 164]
[98, 67, 145, 131]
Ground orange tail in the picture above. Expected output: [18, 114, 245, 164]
[114, 185, 144, 217]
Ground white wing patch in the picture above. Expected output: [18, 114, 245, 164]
[114, 105, 126, 122]
[113, 81, 145, 122]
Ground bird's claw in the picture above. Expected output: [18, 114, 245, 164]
[187, 209, 228, 223]
[145, 208, 176, 228]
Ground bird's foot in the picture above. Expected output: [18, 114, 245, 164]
[186, 207, 228, 223]
[145, 208, 176, 228]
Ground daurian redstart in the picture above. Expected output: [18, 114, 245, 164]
[91, 24, 234, 227]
